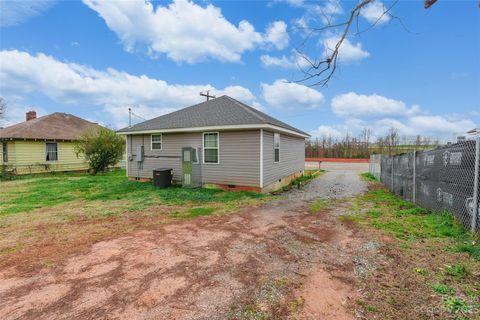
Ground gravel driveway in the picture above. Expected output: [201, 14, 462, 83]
[0, 165, 370, 320]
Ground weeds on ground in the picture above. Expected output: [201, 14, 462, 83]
[228, 276, 300, 319]
[431, 283, 455, 295]
[281, 170, 322, 192]
[355, 189, 476, 245]
[360, 172, 378, 182]
[309, 198, 331, 213]
[347, 186, 480, 319]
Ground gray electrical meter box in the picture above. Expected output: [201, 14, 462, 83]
[182, 147, 197, 187]
[136, 145, 144, 162]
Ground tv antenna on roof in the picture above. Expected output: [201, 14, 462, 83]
[200, 90, 216, 101]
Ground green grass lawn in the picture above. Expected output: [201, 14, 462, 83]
[0, 169, 268, 268]
[0, 169, 265, 216]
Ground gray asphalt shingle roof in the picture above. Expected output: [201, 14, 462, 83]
[117, 95, 309, 136]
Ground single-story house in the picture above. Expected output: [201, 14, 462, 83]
[117, 95, 310, 192]
[0, 111, 105, 174]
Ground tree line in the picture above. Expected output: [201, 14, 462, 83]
[305, 128, 441, 159]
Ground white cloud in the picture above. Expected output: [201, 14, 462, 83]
[374, 118, 416, 136]
[323, 37, 370, 63]
[0, 95, 47, 127]
[83, 0, 288, 63]
[274, 0, 305, 7]
[0, 50, 260, 128]
[310, 125, 344, 139]
[218, 86, 263, 110]
[360, 1, 391, 25]
[0, 0, 56, 27]
[326, 92, 475, 141]
[260, 51, 310, 69]
[308, 115, 475, 142]
[313, 0, 343, 25]
[289, 0, 342, 30]
[261, 79, 325, 111]
[260, 55, 294, 68]
[408, 115, 476, 135]
[264, 21, 289, 50]
[331, 92, 419, 118]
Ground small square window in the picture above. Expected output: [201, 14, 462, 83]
[151, 134, 162, 150]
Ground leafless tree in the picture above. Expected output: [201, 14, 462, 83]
[385, 127, 399, 156]
[295, 0, 454, 86]
[0, 97, 6, 120]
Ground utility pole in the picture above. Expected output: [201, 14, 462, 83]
[200, 90, 216, 101]
[128, 107, 132, 127]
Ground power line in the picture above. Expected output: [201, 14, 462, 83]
[131, 111, 146, 121]
[128, 107, 147, 127]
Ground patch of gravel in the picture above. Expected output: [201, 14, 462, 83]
[283, 171, 368, 202]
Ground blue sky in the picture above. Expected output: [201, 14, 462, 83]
[0, 0, 479, 141]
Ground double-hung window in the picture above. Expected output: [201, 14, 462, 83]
[46, 142, 58, 161]
[2, 142, 7, 163]
[274, 133, 280, 163]
[151, 134, 162, 150]
[203, 132, 219, 164]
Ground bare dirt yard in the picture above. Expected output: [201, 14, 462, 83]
[1, 164, 479, 320]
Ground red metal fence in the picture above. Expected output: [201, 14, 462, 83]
[305, 158, 370, 163]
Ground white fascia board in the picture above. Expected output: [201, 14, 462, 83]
[117, 124, 310, 138]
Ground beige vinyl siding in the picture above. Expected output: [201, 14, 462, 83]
[202, 130, 260, 187]
[127, 133, 202, 183]
[127, 130, 261, 187]
[263, 130, 305, 187]
[3, 140, 89, 174]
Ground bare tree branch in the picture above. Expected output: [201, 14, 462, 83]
[294, 0, 374, 87]
[424, 0, 438, 9]
[294, 0, 452, 87]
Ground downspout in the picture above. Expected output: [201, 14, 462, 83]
[260, 129, 264, 190]
[125, 135, 129, 177]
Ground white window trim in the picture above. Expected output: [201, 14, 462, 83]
[274, 132, 280, 163]
[45, 142, 59, 162]
[151, 134, 162, 150]
[202, 132, 220, 164]
[2, 142, 8, 163]
[193, 147, 200, 164]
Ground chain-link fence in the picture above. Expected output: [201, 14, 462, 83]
[370, 138, 480, 232]
[369, 154, 381, 180]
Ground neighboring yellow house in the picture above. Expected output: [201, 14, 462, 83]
[0, 111, 105, 175]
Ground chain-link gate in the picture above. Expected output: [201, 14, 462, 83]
[370, 138, 480, 232]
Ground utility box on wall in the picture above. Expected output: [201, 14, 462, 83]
[182, 147, 198, 187]
[136, 145, 144, 162]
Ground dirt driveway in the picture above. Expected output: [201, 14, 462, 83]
[0, 170, 371, 320]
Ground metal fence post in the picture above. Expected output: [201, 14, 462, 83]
[472, 137, 480, 233]
[391, 156, 394, 192]
[413, 150, 416, 204]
